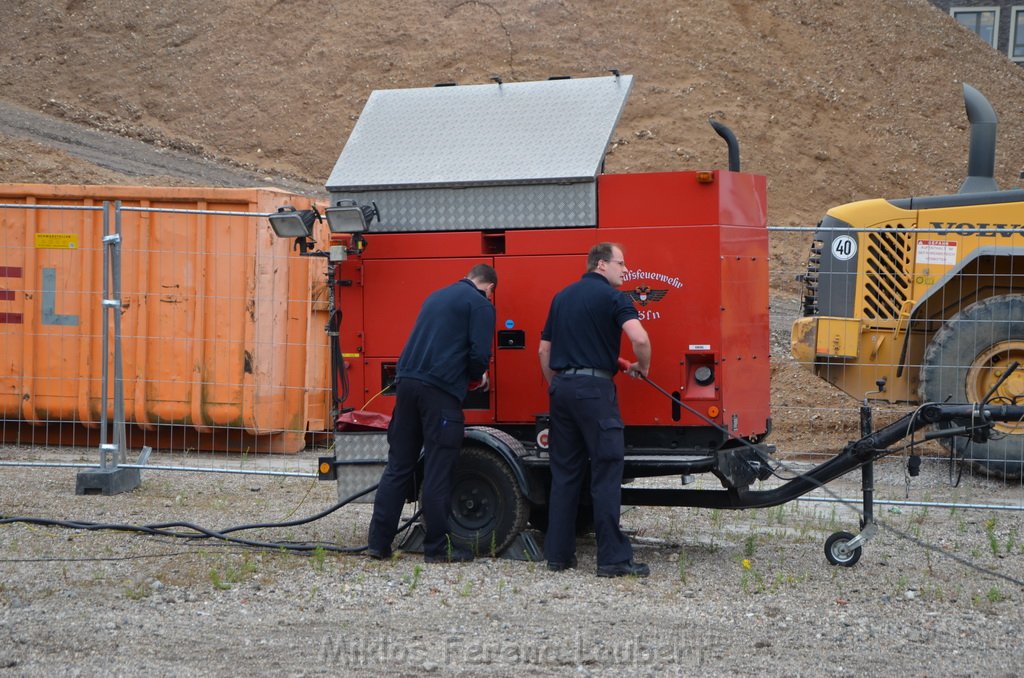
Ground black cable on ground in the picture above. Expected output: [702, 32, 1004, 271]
[0, 481, 423, 557]
[147, 480, 378, 537]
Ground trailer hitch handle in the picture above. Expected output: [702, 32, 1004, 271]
[922, 426, 968, 441]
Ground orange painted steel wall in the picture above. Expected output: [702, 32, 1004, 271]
[0, 184, 329, 452]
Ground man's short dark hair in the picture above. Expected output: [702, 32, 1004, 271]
[587, 242, 622, 271]
[467, 263, 498, 287]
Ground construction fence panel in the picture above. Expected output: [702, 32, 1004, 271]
[0, 197, 1022, 512]
[0, 187, 329, 479]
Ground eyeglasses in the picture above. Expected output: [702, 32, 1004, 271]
[606, 259, 626, 267]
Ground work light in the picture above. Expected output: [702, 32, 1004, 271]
[325, 200, 379, 234]
[268, 206, 318, 238]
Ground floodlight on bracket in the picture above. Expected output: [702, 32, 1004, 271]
[325, 199, 380, 235]
[267, 205, 325, 256]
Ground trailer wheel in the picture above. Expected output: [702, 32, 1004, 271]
[824, 531, 861, 567]
[447, 445, 528, 556]
[919, 295, 1024, 479]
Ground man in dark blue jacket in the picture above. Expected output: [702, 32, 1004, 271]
[539, 243, 651, 577]
[367, 263, 497, 563]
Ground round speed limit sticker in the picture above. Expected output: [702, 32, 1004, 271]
[831, 235, 857, 261]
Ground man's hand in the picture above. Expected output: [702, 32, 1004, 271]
[627, 361, 648, 379]
[618, 357, 647, 379]
[624, 362, 647, 379]
[469, 372, 490, 391]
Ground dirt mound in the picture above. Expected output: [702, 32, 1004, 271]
[1, 0, 1022, 225]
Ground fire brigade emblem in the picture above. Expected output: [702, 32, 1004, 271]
[627, 285, 668, 307]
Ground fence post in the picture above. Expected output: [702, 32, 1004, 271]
[76, 201, 141, 495]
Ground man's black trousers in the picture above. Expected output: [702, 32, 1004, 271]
[545, 373, 634, 567]
[367, 378, 466, 557]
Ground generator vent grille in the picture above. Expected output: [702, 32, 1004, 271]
[860, 224, 912, 320]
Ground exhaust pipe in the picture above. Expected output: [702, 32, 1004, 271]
[958, 83, 999, 194]
[709, 119, 741, 172]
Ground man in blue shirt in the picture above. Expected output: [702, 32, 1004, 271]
[539, 243, 652, 577]
[367, 264, 497, 563]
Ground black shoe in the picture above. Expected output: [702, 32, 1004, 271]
[547, 556, 578, 572]
[596, 559, 650, 578]
[424, 547, 474, 564]
[366, 546, 392, 560]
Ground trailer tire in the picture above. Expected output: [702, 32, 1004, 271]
[446, 444, 528, 556]
[919, 295, 1024, 480]
[824, 531, 861, 567]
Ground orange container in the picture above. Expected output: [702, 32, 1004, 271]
[0, 184, 330, 452]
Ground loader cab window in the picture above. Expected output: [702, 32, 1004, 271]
[1011, 7, 1024, 62]
[950, 7, 1000, 48]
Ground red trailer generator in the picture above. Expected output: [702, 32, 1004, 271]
[272, 75, 1024, 565]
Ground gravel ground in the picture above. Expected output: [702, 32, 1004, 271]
[1, 447, 1023, 676]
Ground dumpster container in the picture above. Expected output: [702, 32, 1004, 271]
[0, 184, 329, 452]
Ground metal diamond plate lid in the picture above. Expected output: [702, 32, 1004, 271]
[326, 75, 633, 191]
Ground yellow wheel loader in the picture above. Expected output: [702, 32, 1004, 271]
[792, 84, 1024, 478]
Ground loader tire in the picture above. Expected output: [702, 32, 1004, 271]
[919, 294, 1024, 479]
[446, 445, 528, 556]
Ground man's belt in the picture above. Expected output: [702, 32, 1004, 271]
[559, 367, 613, 379]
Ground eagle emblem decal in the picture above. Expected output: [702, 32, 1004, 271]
[626, 285, 668, 307]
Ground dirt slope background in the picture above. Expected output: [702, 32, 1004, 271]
[2, 0, 1023, 222]
[2, 0, 1024, 449]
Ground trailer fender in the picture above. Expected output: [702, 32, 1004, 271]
[464, 426, 539, 503]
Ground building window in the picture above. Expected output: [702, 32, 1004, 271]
[1012, 7, 1024, 61]
[951, 6, 1000, 47]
